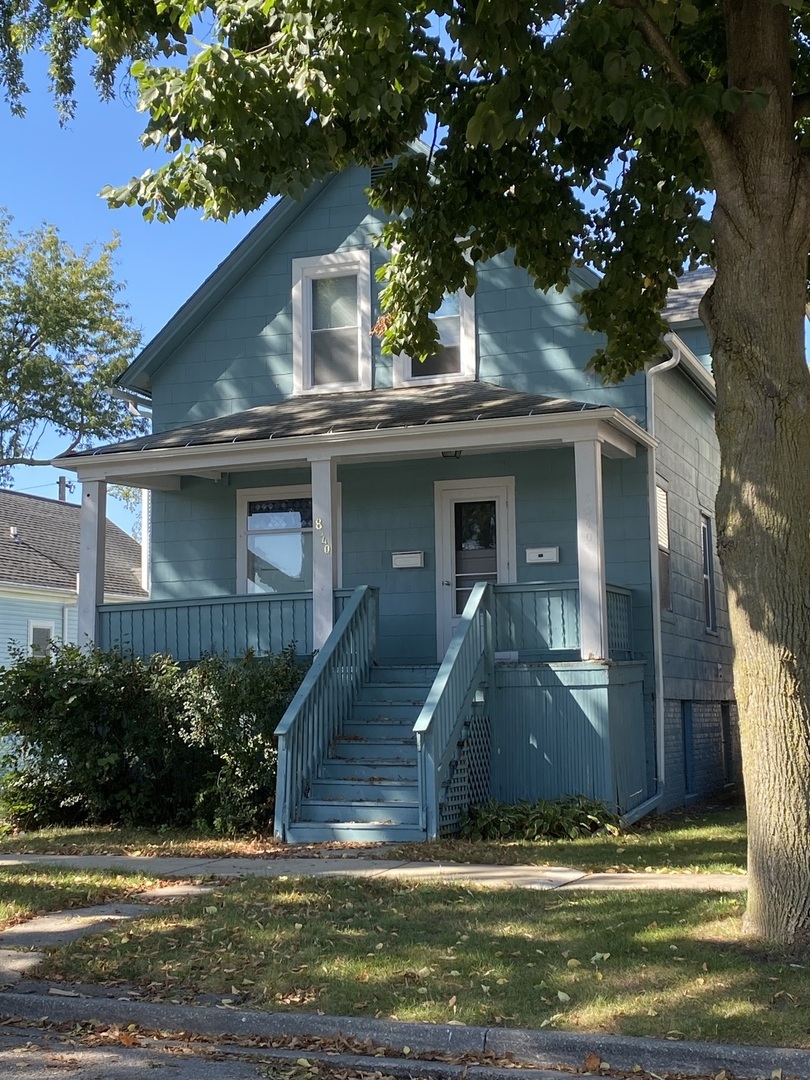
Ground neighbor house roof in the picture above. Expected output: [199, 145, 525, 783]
[64, 383, 602, 460]
[663, 267, 714, 325]
[0, 491, 146, 597]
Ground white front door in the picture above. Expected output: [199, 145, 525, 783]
[434, 477, 515, 658]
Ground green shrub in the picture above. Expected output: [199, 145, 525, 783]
[181, 645, 303, 834]
[460, 795, 620, 841]
[0, 645, 201, 828]
[0, 644, 306, 834]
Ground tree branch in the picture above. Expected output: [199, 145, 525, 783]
[612, 0, 693, 90]
[0, 455, 59, 468]
[611, 0, 745, 217]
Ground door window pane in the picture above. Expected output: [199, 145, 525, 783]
[454, 500, 497, 614]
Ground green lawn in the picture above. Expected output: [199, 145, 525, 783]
[37, 874, 810, 1049]
[387, 806, 748, 872]
[0, 806, 747, 872]
[0, 867, 164, 930]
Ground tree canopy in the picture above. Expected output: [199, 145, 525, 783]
[0, 211, 143, 482]
[3, 0, 810, 948]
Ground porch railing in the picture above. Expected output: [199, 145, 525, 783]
[273, 585, 379, 840]
[415, 581, 494, 840]
[97, 592, 313, 661]
[492, 582, 633, 661]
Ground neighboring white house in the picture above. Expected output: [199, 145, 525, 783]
[0, 490, 146, 665]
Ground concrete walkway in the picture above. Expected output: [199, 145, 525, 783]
[0, 851, 748, 891]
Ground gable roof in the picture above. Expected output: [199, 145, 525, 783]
[120, 178, 334, 395]
[65, 383, 602, 460]
[0, 491, 145, 597]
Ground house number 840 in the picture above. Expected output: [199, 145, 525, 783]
[315, 518, 331, 555]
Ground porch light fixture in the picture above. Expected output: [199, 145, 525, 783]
[441, 449, 462, 458]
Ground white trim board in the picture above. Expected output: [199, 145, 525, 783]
[64, 411, 654, 486]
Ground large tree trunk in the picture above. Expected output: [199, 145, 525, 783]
[707, 241, 810, 949]
[697, 0, 810, 950]
[703, 94, 810, 945]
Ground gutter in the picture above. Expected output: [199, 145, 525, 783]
[622, 338, 682, 825]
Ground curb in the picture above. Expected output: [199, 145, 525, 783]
[1, 989, 807, 1079]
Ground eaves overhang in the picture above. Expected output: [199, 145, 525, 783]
[55, 408, 655, 488]
[119, 180, 334, 395]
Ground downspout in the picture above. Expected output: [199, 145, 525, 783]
[621, 335, 681, 824]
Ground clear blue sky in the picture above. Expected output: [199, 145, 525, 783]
[3, 49, 264, 531]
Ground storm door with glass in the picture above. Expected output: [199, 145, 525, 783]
[434, 478, 514, 656]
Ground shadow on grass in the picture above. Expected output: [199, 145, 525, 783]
[36, 872, 810, 1049]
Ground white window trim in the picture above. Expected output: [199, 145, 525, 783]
[236, 484, 342, 594]
[28, 619, 55, 658]
[292, 250, 372, 395]
[394, 291, 476, 387]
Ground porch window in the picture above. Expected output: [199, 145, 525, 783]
[292, 251, 371, 393]
[395, 291, 476, 386]
[701, 513, 717, 631]
[245, 497, 313, 594]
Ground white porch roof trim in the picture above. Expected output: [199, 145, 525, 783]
[56, 408, 656, 487]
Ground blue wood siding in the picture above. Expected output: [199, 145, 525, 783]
[490, 662, 648, 809]
[0, 594, 77, 666]
[150, 467, 310, 600]
[146, 165, 650, 438]
[653, 368, 734, 703]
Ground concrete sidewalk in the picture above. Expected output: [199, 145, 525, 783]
[0, 852, 748, 891]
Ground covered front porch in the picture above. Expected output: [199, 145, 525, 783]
[58, 383, 656, 838]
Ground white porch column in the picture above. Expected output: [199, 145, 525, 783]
[310, 457, 338, 650]
[574, 440, 608, 661]
[77, 480, 107, 649]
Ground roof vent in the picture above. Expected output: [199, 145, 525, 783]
[370, 161, 394, 184]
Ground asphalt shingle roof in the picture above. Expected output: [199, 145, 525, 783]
[65, 383, 601, 459]
[663, 267, 714, 324]
[0, 490, 146, 597]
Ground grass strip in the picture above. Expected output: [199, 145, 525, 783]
[0, 867, 164, 930]
[387, 808, 747, 872]
[0, 807, 747, 872]
[36, 873, 809, 1049]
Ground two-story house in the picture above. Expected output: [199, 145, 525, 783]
[55, 165, 738, 842]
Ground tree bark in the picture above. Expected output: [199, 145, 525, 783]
[701, 14, 810, 938]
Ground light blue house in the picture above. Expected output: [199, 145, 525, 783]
[0, 490, 145, 666]
[56, 166, 738, 842]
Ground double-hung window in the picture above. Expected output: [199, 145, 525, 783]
[656, 486, 672, 612]
[701, 513, 717, 631]
[237, 488, 313, 594]
[292, 251, 371, 393]
[395, 291, 476, 385]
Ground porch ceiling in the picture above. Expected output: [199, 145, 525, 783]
[55, 382, 655, 485]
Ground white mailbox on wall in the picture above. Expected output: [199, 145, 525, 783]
[392, 551, 425, 569]
[525, 546, 559, 564]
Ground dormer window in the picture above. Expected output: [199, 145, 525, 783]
[292, 251, 371, 393]
[394, 291, 476, 386]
